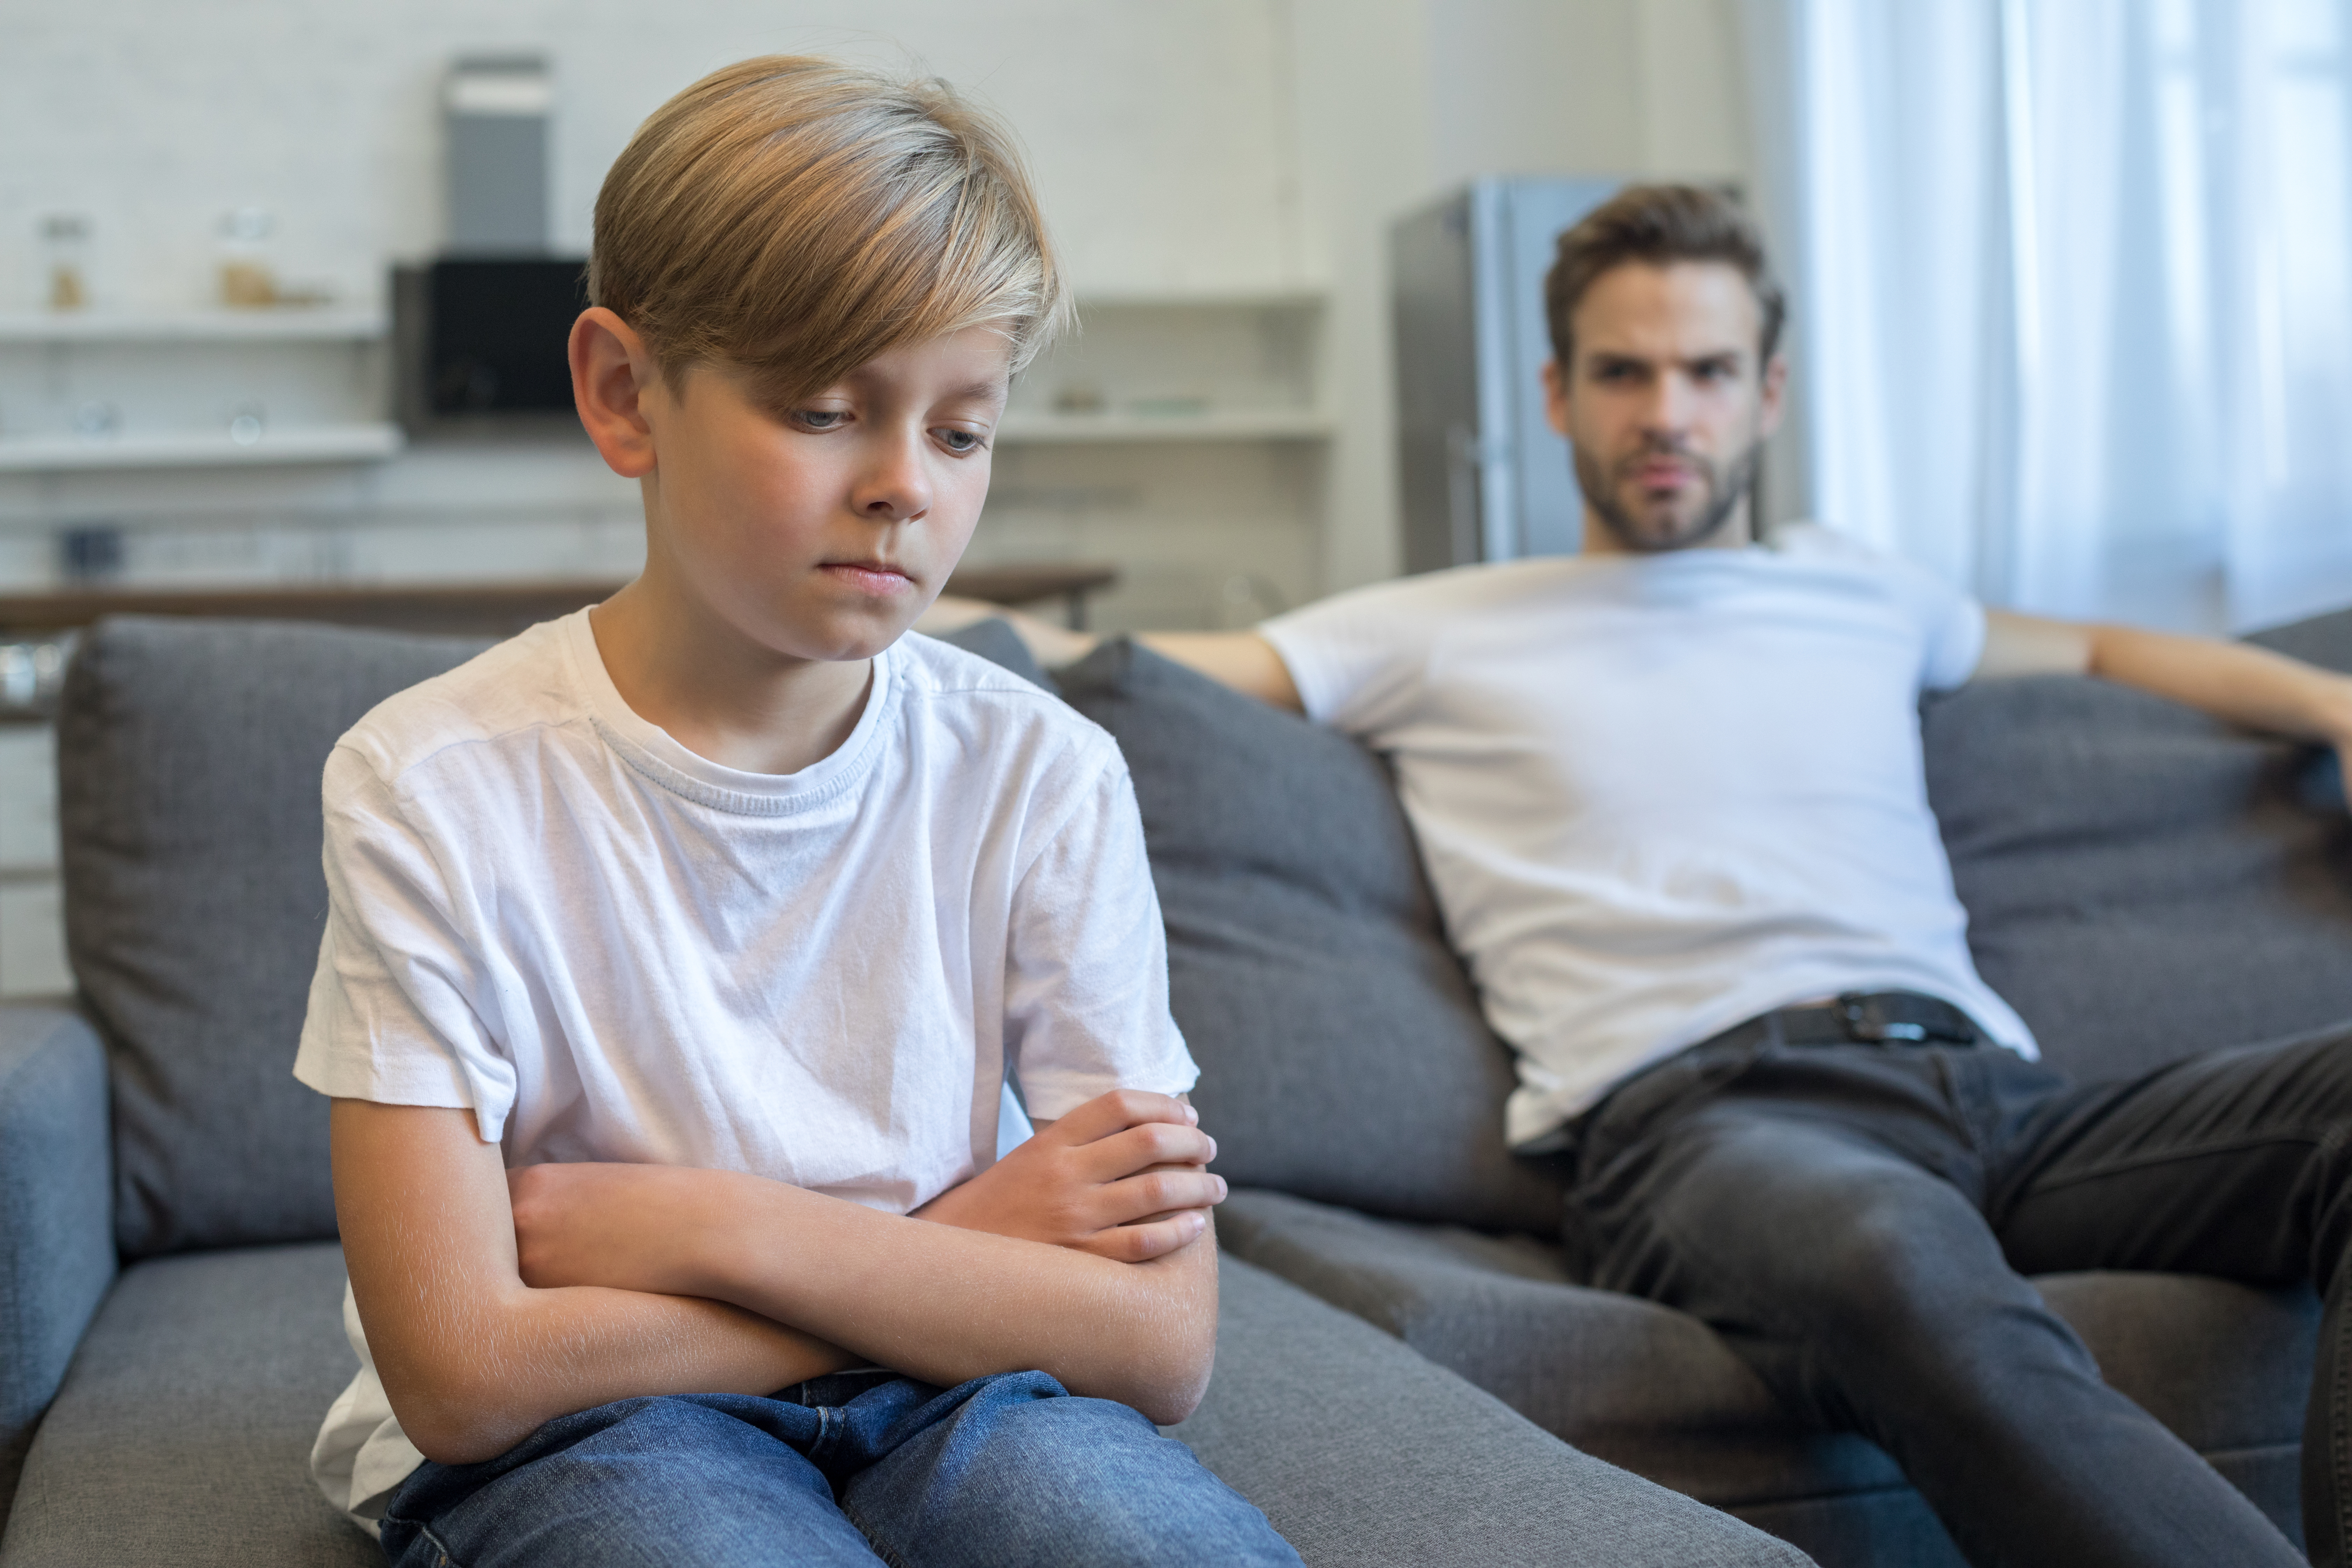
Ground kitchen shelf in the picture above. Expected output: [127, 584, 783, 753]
[996, 408, 1332, 444]
[0, 422, 405, 471]
[0, 308, 388, 344]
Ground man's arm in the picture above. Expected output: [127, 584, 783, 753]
[333, 1099, 854, 1465]
[1978, 610, 2352, 796]
[915, 595, 1303, 711]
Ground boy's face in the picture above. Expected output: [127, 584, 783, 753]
[634, 326, 1012, 664]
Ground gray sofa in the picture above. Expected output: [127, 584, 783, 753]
[0, 615, 1804, 1568]
[1034, 609, 2352, 1568]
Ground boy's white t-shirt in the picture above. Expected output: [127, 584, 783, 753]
[293, 611, 1196, 1522]
[1258, 525, 2037, 1149]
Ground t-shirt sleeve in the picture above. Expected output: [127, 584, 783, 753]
[1001, 749, 1197, 1121]
[1257, 576, 1436, 735]
[1884, 557, 1987, 691]
[1777, 523, 1986, 692]
[292, 745, 518, 1143]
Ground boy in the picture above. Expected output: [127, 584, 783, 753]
[293, 56, 1300, 1568]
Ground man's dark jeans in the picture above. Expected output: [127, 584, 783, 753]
[1563, 1016, 2352, 1568]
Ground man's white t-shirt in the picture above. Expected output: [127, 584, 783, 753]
[292, 610, 1196, 1522]
[1259, 525, 2036, 1149]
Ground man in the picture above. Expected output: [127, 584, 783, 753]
[928, 186, 2352, 1568]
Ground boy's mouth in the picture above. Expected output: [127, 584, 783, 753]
[819, 560, 917, 596]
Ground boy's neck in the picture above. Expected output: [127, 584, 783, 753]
[588, 576, 876, 776]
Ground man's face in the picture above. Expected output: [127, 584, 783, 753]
[1542, 261, 1786, 555]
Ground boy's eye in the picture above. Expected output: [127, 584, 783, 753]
[793, 410, 850, 431]
[934, 427, 985, 455]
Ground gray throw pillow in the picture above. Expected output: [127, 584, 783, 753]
[930, 616, 1055, 693]
[1055, 638, 1565, 1237]
[1926, 607, 2352, 1082]
[59, 617, 492, 1257]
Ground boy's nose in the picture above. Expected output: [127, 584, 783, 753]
[852, 434, 933, 522]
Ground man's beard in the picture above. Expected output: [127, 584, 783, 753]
[1575, 435, 1763, 554]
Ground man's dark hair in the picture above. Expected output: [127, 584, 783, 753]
[1544, 184, 1786, 370]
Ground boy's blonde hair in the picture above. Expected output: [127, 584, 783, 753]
[590, 56, 1071, 401]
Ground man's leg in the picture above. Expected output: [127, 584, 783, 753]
[826, 1370, 1304, 1568]
[1989, 1023, 2352, 1568]
[378, 1393, 886, 1568]
[1569, 1041, 2302, 1568]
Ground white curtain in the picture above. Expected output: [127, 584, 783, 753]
[1746, 0, 2352, 633]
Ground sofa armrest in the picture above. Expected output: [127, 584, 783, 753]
[0, 1004, 114, 1528]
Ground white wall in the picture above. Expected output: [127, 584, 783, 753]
[0, 0, 1755, 602]
[0, 0, 1305, 308]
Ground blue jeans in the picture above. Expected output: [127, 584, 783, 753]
[378, 1368, 1301, 1568]
[1565, 1017, 2352, 1568]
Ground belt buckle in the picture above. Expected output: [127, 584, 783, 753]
[1838, 992, 1927, 1044]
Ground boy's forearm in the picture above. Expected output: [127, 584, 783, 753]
[522, 1165, 1219, 1423]
[389, 1283, 853, 1465]
[333, 1099, 855, 1466]
[719, 1177, 1220, 1424]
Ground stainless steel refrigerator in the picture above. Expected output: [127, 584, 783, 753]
[1392, 177, 1620, 573]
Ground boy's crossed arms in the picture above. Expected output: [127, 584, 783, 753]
[334, 1087, 1224, 1466]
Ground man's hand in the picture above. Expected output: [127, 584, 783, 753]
[913, 1090, 1225, 1262]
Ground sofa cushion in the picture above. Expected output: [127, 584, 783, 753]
[1924, 651, 2352, 1085]
[1174, 1255, 1808, 1566]
[0, 1242, 374, 1568]
[1218, 1185, 2316, 1525]
[59, 618, 494, 1258]
[1055, 639, 1565, 1236]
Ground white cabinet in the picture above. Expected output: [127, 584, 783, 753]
[0, 309, 401, 473]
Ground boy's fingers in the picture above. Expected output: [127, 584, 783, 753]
[1081, 1209, 1209, 1265]
[1041, 1088, 1198, 1147]
[1074, 1121, 1216, 1181]
[1099, 1169, 1226, 1226]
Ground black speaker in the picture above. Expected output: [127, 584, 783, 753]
[393, 258, 589, 437]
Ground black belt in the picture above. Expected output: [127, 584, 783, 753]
[1765, 990, 1982, 1047]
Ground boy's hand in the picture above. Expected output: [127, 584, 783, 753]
[914, 1089, 1224, 1263]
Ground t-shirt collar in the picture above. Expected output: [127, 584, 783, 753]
[558, 607, 899, 815]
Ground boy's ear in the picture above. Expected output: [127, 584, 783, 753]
[570, 307, 661, 479]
